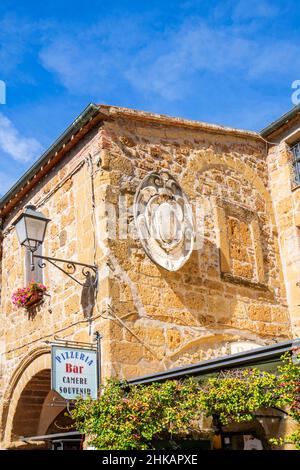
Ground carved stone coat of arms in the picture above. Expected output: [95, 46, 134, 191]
[134, 171, 195, 271]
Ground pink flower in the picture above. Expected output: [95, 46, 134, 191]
[11, 282, 48, 309]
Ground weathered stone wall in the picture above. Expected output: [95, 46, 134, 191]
[98, 116, 291, 380]
[267, 140, 300, 337]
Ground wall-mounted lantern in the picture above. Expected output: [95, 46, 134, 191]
[14, 205, 50, 253]
[14, 205, 97, 287]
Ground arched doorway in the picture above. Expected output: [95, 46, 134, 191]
[220, 418, 268, 450]
[216, 408, 286, 450]
[1, 349, 77, 449]
[10, 368, 76, 449]
[11, 369, 51, 439]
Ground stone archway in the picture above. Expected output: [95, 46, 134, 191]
[1, 347, 78, 449]
[181, 150, 275, 223]
[1, 348, 50, 444]
[0, 347, 64, 448]
[1, 348, 51, 447]
[11, 368, 51, 440]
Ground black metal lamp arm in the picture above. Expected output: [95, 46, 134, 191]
[32, 254, 98, 288]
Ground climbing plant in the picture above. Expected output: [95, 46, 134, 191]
[70, 350, 300, 450]
[70, 379, 201, 450]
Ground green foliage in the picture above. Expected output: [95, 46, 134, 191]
[269, 431, 300, 450]
[70, 351, 300, 450]
[70, 378, 201, 450]
[197, 368, 279, 425]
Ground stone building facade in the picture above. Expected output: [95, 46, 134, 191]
[0, 103, 299, 449]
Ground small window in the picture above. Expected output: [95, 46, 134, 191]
[25, 244, 43, 284]
[291, 142, 300, 185]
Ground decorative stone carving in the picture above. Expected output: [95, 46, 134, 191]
[134, 171, 195, 271]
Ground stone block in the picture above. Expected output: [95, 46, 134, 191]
[55, 195, 69, 213]
[232, 260, 253, 280]
[166, 329, 181, 350]
[276, 197, 293, 216]
[61, 209, 75, 227]
[207, 267, 219, 278]
[248, 304, 272, 322]
[207, 295, 230, 320]
[162, 290, 186, 309]
[271, 306, 289, 323]
[146, 327, 165, 346]
[138, 285, 161, 307]
[110, 341, 145, 364]
[64, 294, 80, 315]
[184, 293, 205, 311]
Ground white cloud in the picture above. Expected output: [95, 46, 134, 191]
[38, 12, 300, 103]
[232, 0, 279, 20]
[0, 171, 17, 197]
[39, 36, 118, 94]
[125, 20, 300, 100]
[125, 22, 254, 100]
[38, 17, 148, 96]
[0, 14, 36, 79]
[213, 0, 280, 22]
[0, 113, 42, 163]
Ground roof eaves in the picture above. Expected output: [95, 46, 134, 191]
[260, 105, 300, 138]
[0, 103, 100, 218]
[98, 104, 262, 140]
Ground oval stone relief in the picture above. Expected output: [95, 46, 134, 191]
[134, 171, 195, 271]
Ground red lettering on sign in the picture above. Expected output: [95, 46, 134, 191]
[65, 363, 84, 374]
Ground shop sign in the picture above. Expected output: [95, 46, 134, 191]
[51, 345, 98, 400]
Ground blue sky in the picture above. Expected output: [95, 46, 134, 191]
[0, 0, 299, 196]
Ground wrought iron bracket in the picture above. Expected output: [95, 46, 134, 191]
[46, 335, 97, 350]
[32, 254, 98, 288]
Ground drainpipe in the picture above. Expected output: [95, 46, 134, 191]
[94, 331, 102, 393]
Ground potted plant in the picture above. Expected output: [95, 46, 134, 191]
[12, 281, 47, 310]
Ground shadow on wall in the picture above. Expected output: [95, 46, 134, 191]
[80, 272, 96, 320]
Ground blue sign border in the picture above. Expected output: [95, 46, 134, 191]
[51, 345, 98, 400]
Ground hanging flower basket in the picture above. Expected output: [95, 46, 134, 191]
[12, 281, 47, 310]
[24, 290, 45, 308]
